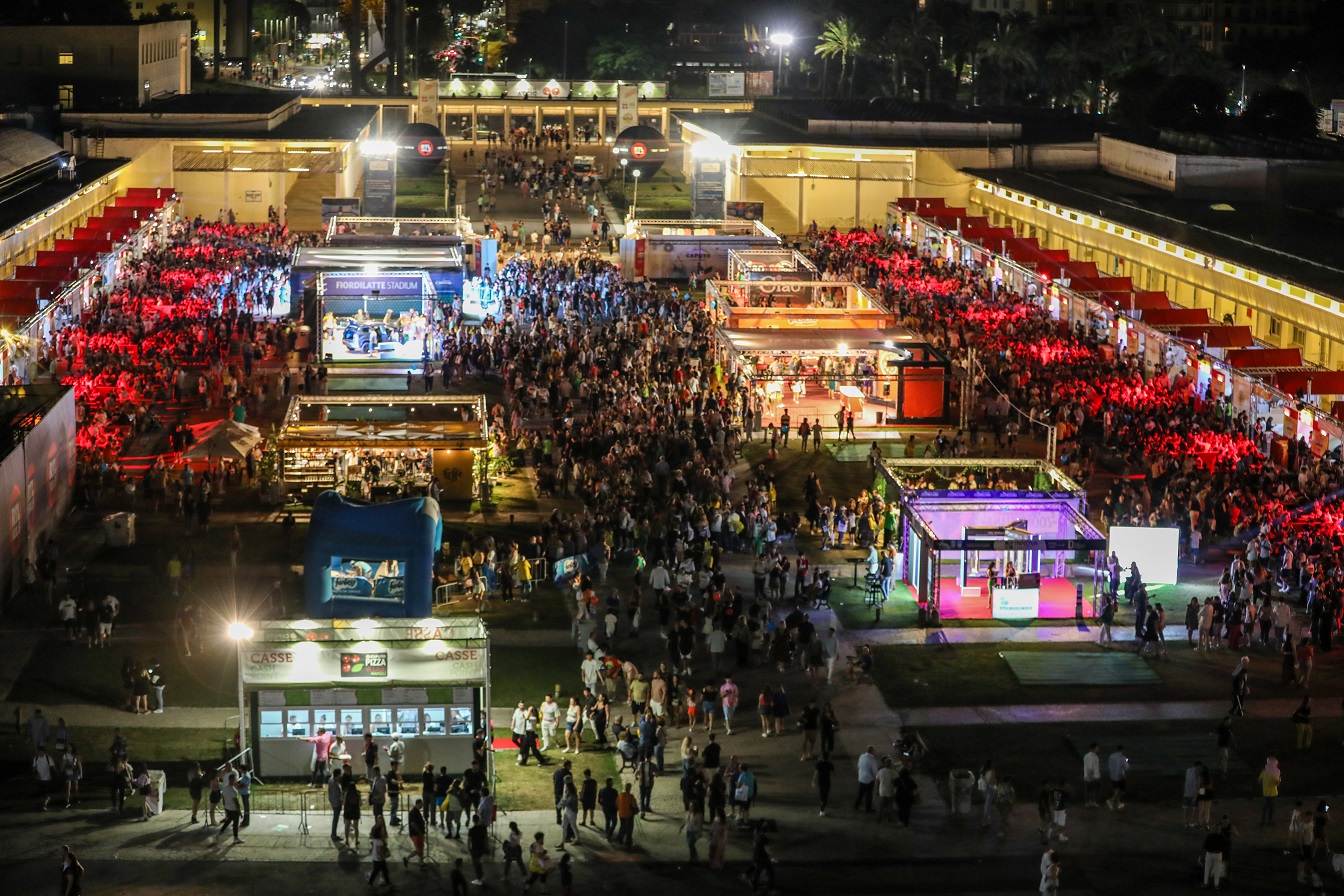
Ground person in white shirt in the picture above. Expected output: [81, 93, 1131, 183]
[539, 696, 560, 751]
[1082, 743, 1102, 807]
[580, 651, 602, 693]
[1106, 746, 1128, 810]
[510, 703, 528, 751]
[854, 746, 879, 812]
[820, 628, 840, 684]
[874, 757, 898, 822]
[58, 596, 78, 641]
[33, 745, 56, 810]
[707, 625, 728, 674]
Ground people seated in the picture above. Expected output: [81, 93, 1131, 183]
[616, 734, 639, 765]
[846, 644, 874, 681]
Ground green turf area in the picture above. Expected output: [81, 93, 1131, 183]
[396, 173, 451, 216]
[1003, 651, 1162, 686]
[328, 375, 413, 392]
[0, 726, 225, 766]
[870, 641, 1269, 709]
[7, 637, 235, 708]
[488, 646, 583, 707]
[489, 726, 618, 812]
[1064, 734, 1248, 776]
[604, 169, 690, 216]
[830, 442, 908, 463]
[910, 717, 1300, 805]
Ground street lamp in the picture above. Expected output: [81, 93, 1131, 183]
[769, 33, 793, 92]
[228, 621, 254, 765]
[631, 168, 641, 221]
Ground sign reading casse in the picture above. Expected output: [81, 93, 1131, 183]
[242, 643, 487, 686]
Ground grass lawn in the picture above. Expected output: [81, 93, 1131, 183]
[604, 169, 691, 216]
[489, 726, 618, 812]
[7, 636, 235, 708]
[918, 715, 1338, 806]
[396, 173, 450, 216]
[0, 726, 225, 767]
[488, 646, 582, 706]
[871, 640, 1330, 710]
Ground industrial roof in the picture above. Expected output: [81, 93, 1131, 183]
[967, 168, 1344, 303]
[82, 105, 376, 142]
[0, 157, 128, 236]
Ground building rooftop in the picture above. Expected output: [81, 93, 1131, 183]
[966, 168, 1344, 303]
[0, 157, 128, 236]
[73, 101, 375, 142]
[0, 385, 72, 457]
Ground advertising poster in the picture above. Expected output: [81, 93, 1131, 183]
[707, 72, 745, 98]
[242, 642, 487, 686]
[691, 157, 726, 220]
[745, 70, 774, 97]
[363, 157, 397, 217]
[617, 84, 639, 133]
[432, 448, 476, 500]
[726, 201, 766, 221]
[416, 79, 440, 124]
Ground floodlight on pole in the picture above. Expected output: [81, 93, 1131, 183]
[228, 621, 254, 767]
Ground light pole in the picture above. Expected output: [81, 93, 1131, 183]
[620, 157, 628, 201]
[563, 20, 569, 81]
[228, 621, 254, 764]
[631, 168, 641, 221]
[769, 33, 793, 93]
[1239, 64, 1246, 114]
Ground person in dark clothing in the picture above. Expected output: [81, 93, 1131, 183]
[553, 760, 573, 825]
[467, 814, 488, 884]
[598, 776, 619, 840]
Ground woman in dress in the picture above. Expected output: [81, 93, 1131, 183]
[771, 685, 791, 737]
[757, 685, 775, 738]
[563, 697, 582, 754]
[187, 762, 205, 824]
[343, 775, 362, 846]
[62, 744, 83, 809]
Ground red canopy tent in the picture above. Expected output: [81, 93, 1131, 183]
[1114, 292, 1172, 313]
[1226, 348, 1303, 369]
[55, 238, 113, 255]
[33, 251, 84, 268]
[1274, 370, 1344, 395]
[12, 266, 78, 283]
[0, 280, 51, 302]
[1175, 325, 1253, 348]
[1139, 308, 1211, 328]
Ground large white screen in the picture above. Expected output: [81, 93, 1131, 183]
[1107, 526, 1180, 585]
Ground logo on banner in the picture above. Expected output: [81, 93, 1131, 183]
[341, 652, 389, 678]
[631, 142, 647, 159]
[417, 140, 435, 157]
[542, 84, 562, 98]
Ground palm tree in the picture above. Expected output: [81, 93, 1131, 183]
[979, 25, 1036, 105]
[889, 10, 942, 100]
[1046, 31, 1094, 110]
[815, 16, 863, 98]
[933, 5, 997, 104]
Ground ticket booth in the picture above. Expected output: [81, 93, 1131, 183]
[242, 617, 491, 779]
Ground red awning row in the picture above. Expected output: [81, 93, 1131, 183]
[0, 189, 174, 319]
[906, 198, 1344, 400]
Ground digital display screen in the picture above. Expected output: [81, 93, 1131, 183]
[1107, 526, 1180, 585]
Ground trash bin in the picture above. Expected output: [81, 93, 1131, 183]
[146, 769, 167, 817]
[949, 769, 975, 815]
[103, 512, 136, 547]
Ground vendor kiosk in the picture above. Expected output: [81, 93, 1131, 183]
[884, 458, 1107, 623]
[242, 617, 490, 779]
[277, 394, 490, 501]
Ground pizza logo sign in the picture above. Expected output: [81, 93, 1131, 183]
[542, 84, 562, 98]
[340, 652, 389, 678]
[630, 142, 647, 159]
[416, 140, 436, 157]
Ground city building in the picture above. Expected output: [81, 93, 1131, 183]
[0, 20, 192, 110]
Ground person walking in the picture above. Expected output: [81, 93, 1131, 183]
[1082, 743, 1101, 807]
[342, 773, 362, 846]
[855, 745, 879, 812]
[978, 760, 998, 828]
[1229, 656, 1250, 716]
[1292, 696, 1313, 750]
[615, 782, 637, 847]
[405, 799, 426, 867]
[468, 814, 489, 885]
[813, 751, 835, 816]
[327, 770, 343, 840]
[894, 767, 919, 829]
[1105, 745, 1128, 810]
[1258, 756, 1281, 828]
[502, 821, 528, 881]
[367, 819, 392, 886]
[994, 775, 1017, 838]
[59, 845, 84, 896]
[1202, 824, 1228, 889]
[526, 830, 555, 891]
[216, 771, 244, 845]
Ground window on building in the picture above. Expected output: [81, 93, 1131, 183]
[1268, 317, 1282, 337]
[1291, 325, 1306, 346]
[57, 85, 74, 109]
[134, 1, 143, 8]
[58, 52, 74, 65]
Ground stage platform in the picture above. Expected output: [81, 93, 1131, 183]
[935, 577, 1081, 620]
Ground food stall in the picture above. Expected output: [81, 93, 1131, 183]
[718, 327, 952, 426]
[242, 617, 490, 779]
[727, 248, 819, 282]
[277, 394, 490, 502]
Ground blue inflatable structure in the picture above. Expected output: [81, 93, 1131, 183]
[304, 490, 442, 618]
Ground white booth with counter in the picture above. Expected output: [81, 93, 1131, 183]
[241, 617, 491, 779]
